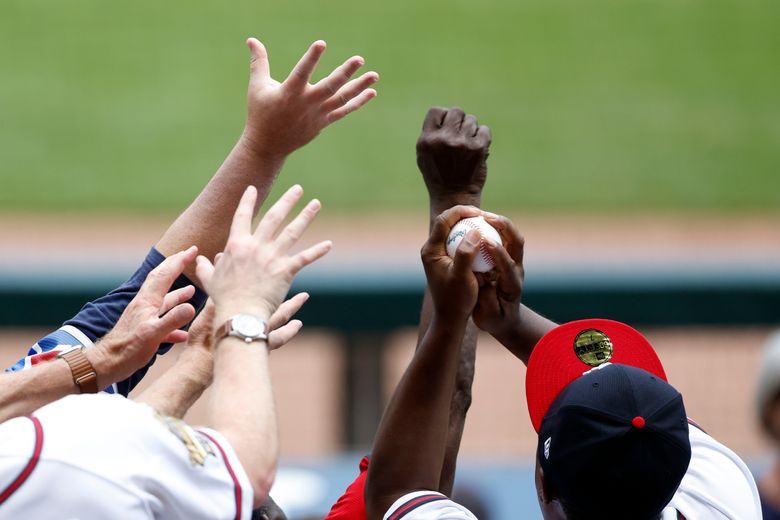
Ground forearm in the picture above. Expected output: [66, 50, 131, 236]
[210, 334, 278, 507]
[494, 305, 558, 365]
[0, 347, 115, 422]
[156, 134, 285, 282]
[428, 194, 481, 224]
[366, 316, 467, 518]
[423, 189, 481, 494]
[133, 348, 213, 418]
[438, 324, 476, 495]
[417, 290, 477, 496]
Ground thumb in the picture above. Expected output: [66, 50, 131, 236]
[452, 229, 480, 275]
[195, 255, 215, 289]
[247, 37, 270, 81]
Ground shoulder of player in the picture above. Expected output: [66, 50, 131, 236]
[676, 418, 762, 517]
[383, 491, 477, 520]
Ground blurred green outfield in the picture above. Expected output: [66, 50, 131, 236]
[1, 0, 778, 214]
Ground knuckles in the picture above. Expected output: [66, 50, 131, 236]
[416, 133, 489, 158]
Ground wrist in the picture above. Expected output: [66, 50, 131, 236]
[430, 308, 471, 336]
[429, 193, 482, 217]
[213, 306, 272, 328]
[492, 320, 524, 351]
[239, 128, 288, 165]
[83, 344, 120, 391]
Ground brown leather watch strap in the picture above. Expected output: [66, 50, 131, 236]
[59, 348, 98, 394]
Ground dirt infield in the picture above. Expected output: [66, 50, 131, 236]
[2, 211, 779, 271]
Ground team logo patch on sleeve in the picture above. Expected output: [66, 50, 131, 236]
[156, 414, 215, 466]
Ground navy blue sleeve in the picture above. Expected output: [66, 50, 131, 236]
[62, 247, 207, 396]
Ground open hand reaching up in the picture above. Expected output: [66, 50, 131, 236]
[243, 38, 379, 159]
[195, 185, 332, 325]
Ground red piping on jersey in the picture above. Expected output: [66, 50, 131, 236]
[0, 416, 44, 505]
[387, 494, 448, 520]
[198, 430, 243, 520]
[687, 418, 706, 433]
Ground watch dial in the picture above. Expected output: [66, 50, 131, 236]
[234, 314, 264, 337]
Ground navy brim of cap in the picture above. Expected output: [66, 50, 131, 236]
[526, 319, 667, 432]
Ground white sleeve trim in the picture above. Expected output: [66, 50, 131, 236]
[60, 325, 95, 349]
[384, 491, 477, 520]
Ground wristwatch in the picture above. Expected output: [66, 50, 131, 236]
[58, 347, 98, 394]
[216, 314, 268, 344]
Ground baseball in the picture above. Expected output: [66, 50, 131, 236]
[446, 216, 503, 272]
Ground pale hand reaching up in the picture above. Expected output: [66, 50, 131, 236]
[196, 184, 332, 325]
[243, 38, 379, 160]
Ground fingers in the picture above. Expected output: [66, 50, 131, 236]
[247, 38, 270, 81]
[290, 240, 333, 273]
[422, 107, 447, 131]
[326, 88, 377, 124]
[255, 185, 304, 241]
[442, 107, 465, 129]
[141, 246, 198, 301]
[162, 329, 189, 345]
[313, 55, 365, 101]
[284, 40, 327, 91]
[195, 255, 215, 288]
[268, 292, 310, 331]
[268, 319, 303, 350]
[426, 205, 482, 256]
[159, 285, 196, 316]
[321, 71, 379, 113]
[474, 283, 500, 324]
[462, 115, 478, 137]
[452, 229, 480, 275]
[476, 124, 492, 148]
[188, 299, 216, 344]
[156, 303, 197, 341]
[484, 241, 522, 300]
[483, 213, 524, 264]
[229, 185, 258, 240]
[274, 199, 322, 253]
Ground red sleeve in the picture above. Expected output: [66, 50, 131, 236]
[324, 456, 370, 519]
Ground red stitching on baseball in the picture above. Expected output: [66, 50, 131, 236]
[463, 220, 495, 269]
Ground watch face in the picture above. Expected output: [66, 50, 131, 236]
[233, 314, 265, 338]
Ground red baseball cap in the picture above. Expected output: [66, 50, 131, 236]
[526, 319, 667, 432]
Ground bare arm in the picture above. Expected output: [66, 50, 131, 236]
[0, 347, 112, 423]
[0, 249, 199, 422]
[133, 301, 216, 418]
[195, 185, 332, 507]
[502, 305, 558, 364]
[156, 38, 378, 283]
[134, 293, 309, 418]
[414, 107, 491, 494]
[365, 205, 483, 520]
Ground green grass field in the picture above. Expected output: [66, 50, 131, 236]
[1, 0, 778, 214]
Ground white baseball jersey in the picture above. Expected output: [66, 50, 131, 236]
[0, 393, 253, 519]
[661, 422, 761, 519]
[383, 491, 477, 520]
